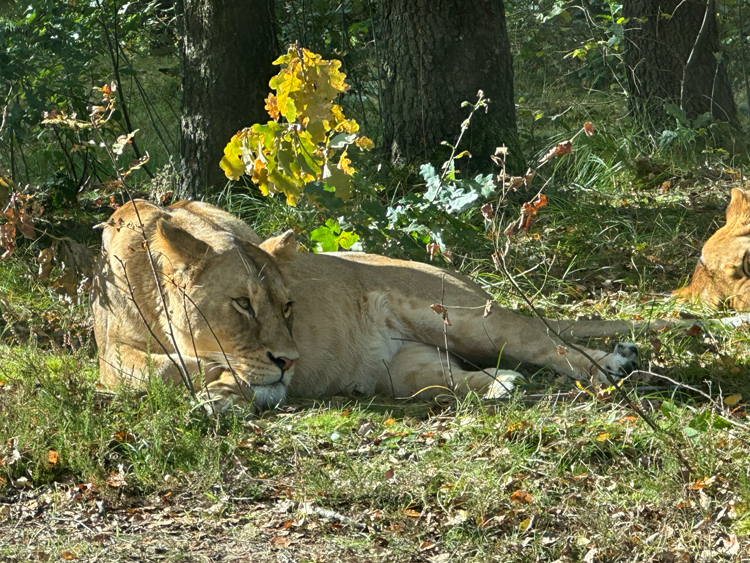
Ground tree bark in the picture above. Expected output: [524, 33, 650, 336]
[179, 0, 277, 197]
[623, 0, 736, 125]
[380, 0, 522, 172]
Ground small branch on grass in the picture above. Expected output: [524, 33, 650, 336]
[298, 502, 367, 530]
[636, 369, 750, 433]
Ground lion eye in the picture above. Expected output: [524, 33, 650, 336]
[743, 250, 750, 278]
[284, 301, 294, 318]
[232, 297, 255, 317]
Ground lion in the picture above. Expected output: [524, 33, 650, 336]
[676, 188, 750, 310]
[93, 200, 639, 410]
[93, 200, 298, 407]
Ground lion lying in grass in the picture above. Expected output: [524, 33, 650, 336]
[92, 200, 639, 410]
[676, 188, 750, 310]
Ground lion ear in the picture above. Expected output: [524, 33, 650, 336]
[152, 218, 212, 273]
[260, 230, 297, 262]
[726, 188, 750, 231]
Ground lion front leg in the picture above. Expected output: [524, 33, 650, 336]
[385, 342, 520, 400]
[98, 341, 209, 391]
[438, 306, 639, 383]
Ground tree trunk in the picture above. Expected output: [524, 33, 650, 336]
[380, 0, 522, 172]
[178, 0, 277, 197]
[623, 0, 736, 125]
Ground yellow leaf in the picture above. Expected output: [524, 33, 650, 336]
[48, 450, 59, 466]
[265, 94, 280, 121]
[355, 136, 375, 150]
[220, 133, 247, 181]
[338, 150, 354, 175]
[724, 394, 742, 407]
[596, 432, 610, 442]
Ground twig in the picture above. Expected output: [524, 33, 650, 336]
[680, 0, 712, 113]
[299, 502, 367, 530]
[382, 359, 396, 399]
[636, 369, 750, 432]
[113, 255, 192, 391]
[95, 0, 153, 178]
[175, 288, 253, 405]
[439, 275, 455, 389]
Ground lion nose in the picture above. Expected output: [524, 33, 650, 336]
[267, 352, 296, 373]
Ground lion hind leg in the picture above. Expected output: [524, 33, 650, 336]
[385, 342, 518, 400]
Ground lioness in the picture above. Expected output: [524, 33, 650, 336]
[677, 188, 750, 309]
[93, 200, 639, 409]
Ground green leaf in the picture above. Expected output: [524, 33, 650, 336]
[324, 218, 341, 234]
[660, 400, 678, 421]
[329, 132, 357, 149]
[335, 231, 359, 250]
[689, 410, 731, 432]
[323, 165, 353, 201]
[421, 164, 441, 200]
[310, 226, 338, 252]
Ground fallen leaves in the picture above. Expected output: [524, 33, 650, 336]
[509, 489, 533, 504]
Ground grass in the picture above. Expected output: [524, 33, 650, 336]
[1, 348, 749, 560]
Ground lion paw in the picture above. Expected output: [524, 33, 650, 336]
[484, 370, 522, 398]
[196, 391, 236, 416]
[593, 342, 639, 384]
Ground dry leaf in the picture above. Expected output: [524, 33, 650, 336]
[384, 468, 395, 480]
[685, 324, 702, 338]
[37, 247, 56, 280]
[509, 489, 533, 503]
[584, 122, 594, 136]
[270, 536, 291, 547]
[430, 304, 452, 326]
[60, 550, 78, 560]
[426, 243, 440, 261]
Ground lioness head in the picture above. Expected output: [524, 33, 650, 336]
[151, 218, 299, 406]
[677, 188, 750, 310]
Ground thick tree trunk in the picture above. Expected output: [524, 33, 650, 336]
[380, 0, 522, 172]
[179, 0, 277, 197]
[623, 0, 736, 125]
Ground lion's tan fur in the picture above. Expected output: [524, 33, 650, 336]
[94, 201, 639, 408]
[93, 200, 298, 408]
[677, 188, 750, 310]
